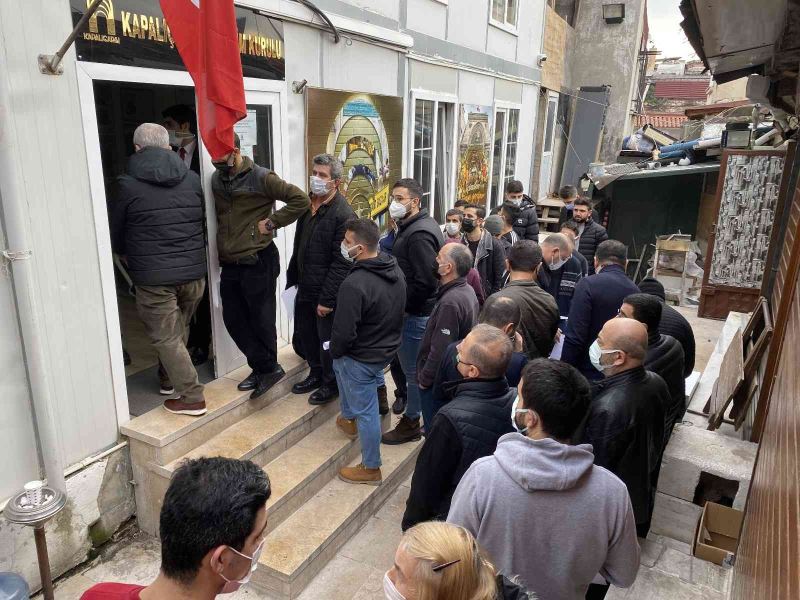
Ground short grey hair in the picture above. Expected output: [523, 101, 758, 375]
[445, 243, 473, 278]
[542, 233, 571, 255]
[133, 123, 170, 149]
[312, 153, 343, 180]
[467, 324, 513, 378]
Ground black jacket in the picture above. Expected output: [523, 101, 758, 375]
[660, 303, 695, 376]
[392, 211, 444, 316]
[464, 230, 507, 297]
[402, 378, 515, 530]
[645, 332, 686, 443]
[578, 366, 669, 527]
[511, 195, 540, 240]
[330, 253, 406, 364]
[562, 264, 640, 380]
[576, 218, 609, 273]
[537, 253, 584, 318]
[111, 147, 206, 286]
[286, 192, 356, 308]
[417, 279, 479, 388]
[493, 280, 560, 359]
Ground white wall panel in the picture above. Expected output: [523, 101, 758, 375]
[517, 84, 539, 192]
[457, 70, 495, 106]
[447, 0, 489, 53]
[409, 60, 459, 95]
[487, 25, 518, 63]
[407, 0, 448, 39]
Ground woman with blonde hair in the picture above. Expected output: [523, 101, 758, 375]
[384, 521, 533, 600]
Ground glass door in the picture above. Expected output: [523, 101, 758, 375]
[538, 92, 559, 199]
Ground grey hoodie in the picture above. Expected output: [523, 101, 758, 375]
[447, 433, 640, 600]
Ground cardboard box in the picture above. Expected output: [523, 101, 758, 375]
[692, 501, 744, 566]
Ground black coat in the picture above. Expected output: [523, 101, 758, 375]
[464, 230, 507, 297]
[111, 147, 206, 286]
[511, 195, 540, 240]
[392, 211, 445, 316]
[402, 378, 515, 530]
[286, 192, 356, 308]
[576, 218, 609, 274]
[660, 303, 696, 376]
[645, 333, 686, 443]
[330, 253, 406, 364]
[578, 366, 669, 527]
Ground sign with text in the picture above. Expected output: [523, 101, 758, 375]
[70, 0, 285, 80]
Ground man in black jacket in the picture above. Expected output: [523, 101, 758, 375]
[638, 278, 696, 376]
[287, 154, 356, 405]
[330, 219, 406, 485]
[461, 204, 507, 297]
[577, 317, 670, 537]
[572, 198, 608, 274]
[381, 179, 444, 444]
[505, 180, 540, 240]
[402, 324, 515, 530]
[538, 233, 584, 319]
[111, 123, 207, 416]
[621, 294, 686, 444]
[560, 220, 589, 276]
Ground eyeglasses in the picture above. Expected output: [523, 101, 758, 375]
[456, 353, 475, 368]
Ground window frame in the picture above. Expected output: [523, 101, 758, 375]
[488, 100, 523, 209]
[489, 0, 520, 33]
[408, 89, 459, 217]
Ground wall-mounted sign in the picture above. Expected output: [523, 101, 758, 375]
[306, 89, 403, 222]
[70, 0, 285, 80]
[457, 104, 493, 204]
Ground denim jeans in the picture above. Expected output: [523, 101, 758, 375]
[333, 356, 385, 469]
[419, 387, 435, 434]
[397, 314, 429, 421]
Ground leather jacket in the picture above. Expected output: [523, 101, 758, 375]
[645, 332, 686, 444]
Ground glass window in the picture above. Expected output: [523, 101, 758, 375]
[492, 0, 505, 22]
[492, 0, 518, 27]
[503, 109, 519, 186]
[543, 99, 557, 153]
[244, 104, 274, 169]
[491, 110, 506, 207]
[413, 99, 434, 208]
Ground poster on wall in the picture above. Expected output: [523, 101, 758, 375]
[306, 89, 403, 222]
[456, 104, 493, 204]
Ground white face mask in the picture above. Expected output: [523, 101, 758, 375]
[309, 175, 330, 197]
[219, 540, 265, 594]
[167, 129, 195, 148]
[510, 394, 529, 434]
[341, 241, 360, 263]
[383, 571, 406, 600]
[508, 197, 523, 207]
[445, 222, 460, 236]
[548, 253, 568, 271]
[589, 340, 621, 373]
[389, 201, 408, 220]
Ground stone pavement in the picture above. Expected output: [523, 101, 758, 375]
[39, 476, 412, 600]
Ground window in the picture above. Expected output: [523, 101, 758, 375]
[490, 107, 520, 208]
[491, 0, 518, 28]
[412, 97, 455, 223]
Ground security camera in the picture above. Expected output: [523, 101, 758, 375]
[536, 54, 548, 67]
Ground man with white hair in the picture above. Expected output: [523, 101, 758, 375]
[538, 233, 584, 319]
[111, 123, 208, 415]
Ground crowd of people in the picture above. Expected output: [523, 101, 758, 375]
[88, 125, 697, 600]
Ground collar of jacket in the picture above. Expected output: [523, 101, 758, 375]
[506, 277, 542, 290]
[221, 155, 254, 181]
[648, 329, 663, 346]
[448, 376, 510, 398]
[310, 190, 340, 216]
[595, 365, 647, 392]
[597, 263, 625, 276]
[398, 210, 427, 231]
[437, 277, 467, 299]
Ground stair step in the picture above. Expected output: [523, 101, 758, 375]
[252, 437, 422, 599]
[123, 347, 306, 466]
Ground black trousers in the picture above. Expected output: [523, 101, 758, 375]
[390, 354, 406, 397]
[187, 277, 212, 353]
[294, 298, 335, 387]
[220, 244, 280, 373]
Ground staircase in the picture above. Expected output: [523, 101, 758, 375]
[121, 347, 422, 599]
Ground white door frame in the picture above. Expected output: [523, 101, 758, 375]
[76, 61, 289, 425]
[488, 100, 522, 208]
[538, 91, 560, 200]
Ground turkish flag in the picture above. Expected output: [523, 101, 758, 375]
[160, 0, 246, 159]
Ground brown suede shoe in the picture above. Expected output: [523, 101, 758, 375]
[381, 415, 421, 445]
[377, 385, 389, 416]
[336, 415, 358, 440]
[163, 397, 207, 416]
[338, 463, 382, 485]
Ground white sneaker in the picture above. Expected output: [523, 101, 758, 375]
[159, 385, 175, 396]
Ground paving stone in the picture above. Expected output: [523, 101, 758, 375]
[638, 537, 665, 568]
[340, 516, 403, 572]
[650, 493, 703, 544]
[296, 555, 378, 600]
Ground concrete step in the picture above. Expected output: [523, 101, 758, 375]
[122, 346, 307, 467]
[252, 433, 422, 599]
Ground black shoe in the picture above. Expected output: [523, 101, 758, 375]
[123, 348, 132, 366]
[238, 371, 258, 391]
[378, 385, 389, 416]
[391, 394, 407, 415]
[309, 385, 339, 405]
[292, 374, 322, 394]
[190, 347, 209, 366]
[251, 365, 286, 400]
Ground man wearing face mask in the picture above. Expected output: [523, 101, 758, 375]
[162, 104, 200, 175]
[330, 219, 406, 485]
[443, 208, 463, 242]
[402, 324, 515, 531]
[448, 359, 640, 600]
[575, 317, 670, 539]
[561, 240, 639, 381]
[286, 154, 356, 405]
[461, 204, 507, 298]
[212, 134, 309, 401]
[505, 180, 539, 240]
[381, 179, 444, 445]
[537, 233, 584, 319]
[81, 457, 271, 599]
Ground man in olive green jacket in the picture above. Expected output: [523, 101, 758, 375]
[211, 134, 309, 399]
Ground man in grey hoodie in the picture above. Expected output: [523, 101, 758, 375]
[447, 359, 640, 600]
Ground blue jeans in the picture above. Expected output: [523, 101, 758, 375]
[420, 386, 435, 434]
[397, 314, 429, 421]
[333, 356, 385, 469]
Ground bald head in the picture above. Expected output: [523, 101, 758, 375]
[542, 233, 571, 256]
[597, 317, 647, 375]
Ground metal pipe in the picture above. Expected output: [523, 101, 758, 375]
[34, 526, 55, 600]
[44, 0, 104, 74]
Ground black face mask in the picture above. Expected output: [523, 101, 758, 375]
[461, 218, 476, 233]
